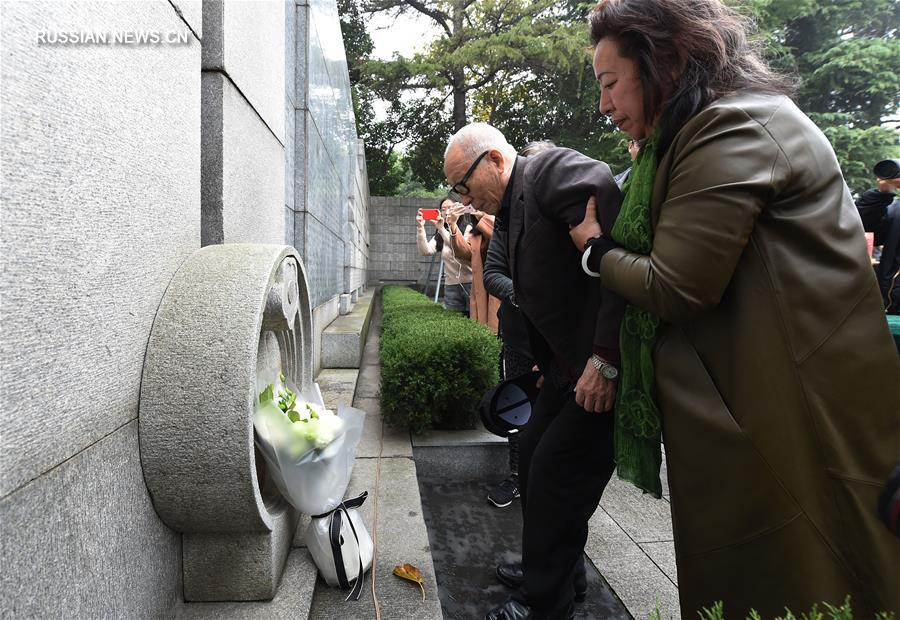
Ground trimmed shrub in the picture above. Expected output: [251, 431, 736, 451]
[648, 596, 895, 620]
[379, 286, 501, 433]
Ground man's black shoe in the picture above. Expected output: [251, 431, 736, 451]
[485, 597, 531, 620]
[484, 597, 575, 620]
[495, 563, 586, 603]
[496, 562, 525, 589]
[488, 474, 520, 507]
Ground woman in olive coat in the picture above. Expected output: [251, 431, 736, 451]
[570, 0, 900, 617]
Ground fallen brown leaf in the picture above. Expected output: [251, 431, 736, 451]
[392, 563, 426, 601]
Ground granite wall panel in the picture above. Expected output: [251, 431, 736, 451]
[0, 422, 180, 618]
[285, 0, 296, 107]
[285, 99, 296, 212]
[293, 107, 309, 214]
[285, 205, 296, 247]
[2, 0, 370, 615]
[0, 0, 200, 497]
[305, 17, 331, 164]
[202, 0, 284, 144]
[305, 113, 342, 235]
[294, 3, 309, 110]
[202, 73, 285, 245]
[305, 215, 343, 307]
[171, 0, 203, 38]
[293, 209, 308, 258]
[290, 0, 367, 308]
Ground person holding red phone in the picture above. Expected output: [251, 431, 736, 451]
[416, 197, 473, 314]
[447, 202, 500, 334]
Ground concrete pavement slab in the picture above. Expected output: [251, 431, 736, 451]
[600, 476, 674, 544]
[354, 397, 413, 459]
[639, 541, 679, 586]
[585, 524, 680, 620]
[308, 457, 442, 619]
[316, 368, 359, 409]
[354, 364, 381, 399]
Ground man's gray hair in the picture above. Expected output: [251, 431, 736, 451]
[445, 122, 516, 160]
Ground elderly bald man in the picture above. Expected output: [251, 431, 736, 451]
[444, 123, 625, 620]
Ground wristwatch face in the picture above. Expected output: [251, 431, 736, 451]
[591, 355, 618, 379]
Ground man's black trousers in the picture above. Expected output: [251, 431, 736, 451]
[516, 380, 616, 617]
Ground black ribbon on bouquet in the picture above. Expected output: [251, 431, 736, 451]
[313, 491, 369, 601]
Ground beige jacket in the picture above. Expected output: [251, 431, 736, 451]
[416, 223, 472, 285]
[600, 91, 900, 617]
[450, 214, 500, 334]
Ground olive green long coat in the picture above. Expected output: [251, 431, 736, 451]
[600, 91, 900, 618]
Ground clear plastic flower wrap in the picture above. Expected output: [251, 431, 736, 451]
[253, 376, 365, 515]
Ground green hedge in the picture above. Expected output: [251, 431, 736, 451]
[649, 596, 894, 620]
[379, 286, 501, 433]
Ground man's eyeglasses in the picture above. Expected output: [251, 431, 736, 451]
[451, 150, 489, 196]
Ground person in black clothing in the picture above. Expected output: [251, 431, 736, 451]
[444, 122, 624, 620]
[482, 141, 555, 510]
[481, 138, 590, 604]
[856, 175, 900, 314]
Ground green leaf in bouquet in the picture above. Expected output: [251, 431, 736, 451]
[287, 409, 301, 423]
[306, 403, 319, 419]
[278, 386, 298, 414]
[259, 384, 275, 404]
[279, 372, 286, 382]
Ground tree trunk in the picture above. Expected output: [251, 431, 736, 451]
[451, 0, 466, 131]
[452, 78, 466, 131]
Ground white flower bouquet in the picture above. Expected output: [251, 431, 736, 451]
[253, 374, 365, 515]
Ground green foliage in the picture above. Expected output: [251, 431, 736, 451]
[812, 114, 900, 194]
[802, 37, 900, 126]
[353, 0, 899, 196]
[698, 601, 727, 620]
[356, 0, 604, 190]
[644, 594, 896, 620]
[337, 0, 373, 85]
[379, 286, 501, 433]
[733, 0, 900, 193]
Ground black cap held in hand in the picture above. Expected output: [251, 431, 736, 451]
[479, 371, 541, 437]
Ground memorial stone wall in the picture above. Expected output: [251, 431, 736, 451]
[0, 1, 368, 615]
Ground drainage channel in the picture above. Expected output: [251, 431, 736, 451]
[414, 444, 631, 619]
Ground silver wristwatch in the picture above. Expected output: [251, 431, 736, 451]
[590, 354, 619, 380]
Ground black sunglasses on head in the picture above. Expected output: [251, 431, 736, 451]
[451, 150, 490, 196]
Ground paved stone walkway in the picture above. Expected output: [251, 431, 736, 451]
[590, 457, 680, 620]
[309, 293, 443, 620]
[181, 290, 682, 619]
[415, 427, 681, 620]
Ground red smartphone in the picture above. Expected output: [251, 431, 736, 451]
[420, 209, 440, 221]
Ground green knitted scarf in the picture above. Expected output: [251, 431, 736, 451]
[609, 135, 663, 498]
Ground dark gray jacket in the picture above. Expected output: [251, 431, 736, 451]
[857, 189, 900, 313]
[504, 148, 625, 378]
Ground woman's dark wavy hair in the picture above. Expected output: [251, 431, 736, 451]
[589, 0, 795, 154]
